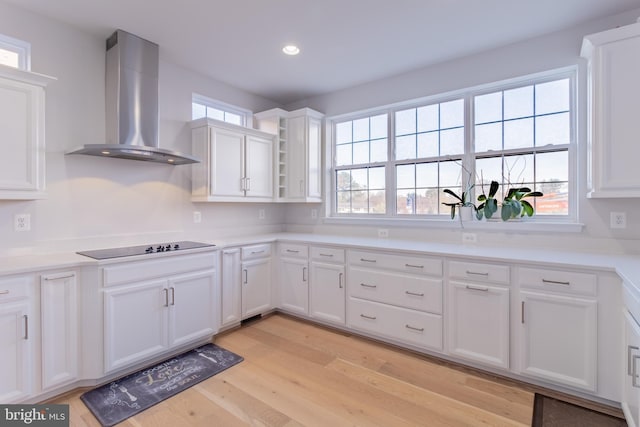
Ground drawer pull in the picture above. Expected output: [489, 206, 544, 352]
[360, 283, 377, 289]
[466, 285, 489, 292]
[0, 290, 9, 295]
[405, 264, 424, 269]
[405, 324, 424, 332]
[634, 355, 640, 388]
[339, 272, 343, 289]
[542, 279, 570, 286]
[24, 315, 29, 340]
[405, 291, 424, 297]
[360, 314, 376, 320]
[360, 258, 377, 263]
[466, 270, 489, 276]
[286, 249, 300, 253]
[251, 250, 266, 255]
[629, 345, 639, 375]
[320, 253, 334, 257]
[44, 274, 75, 281]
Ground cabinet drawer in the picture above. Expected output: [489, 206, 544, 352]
[310, 246, 345, 263]
[103, 252, 216, 287]
[278, 243, 308, 259]
[0, 275, 32, 301]
[348, 250, 442, 276]
[449, 260, 510, 284]
[348, 267, 442, 314]
[347, 297, 442, 351]
[241, 243, 272, 260]
[518, 267, 597, 296]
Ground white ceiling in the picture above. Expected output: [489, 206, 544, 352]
[5, 0, 640, 104]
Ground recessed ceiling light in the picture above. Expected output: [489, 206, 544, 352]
[282, 45, 300, 56]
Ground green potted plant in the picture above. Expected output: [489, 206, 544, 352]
[500, 186, 544, 220]
[475, 180, 500, 220]
[442, 185, 477, 222]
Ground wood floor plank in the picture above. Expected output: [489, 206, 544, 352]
[50, 313, 567, 426]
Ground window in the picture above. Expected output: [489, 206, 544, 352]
[191, 94, 251, 127]
[330, 69, 575, 221]
[0, 34, 31, 70]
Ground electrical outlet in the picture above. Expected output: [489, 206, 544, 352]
[378, 229, 389, 238]
[462, 232, 477, 244]
[14, 214, 31, 232]
[259, 209, 265, 220]
[311, 209, 318, 220]
[193, 211, 202, 223]
[610, 212, 627, 229]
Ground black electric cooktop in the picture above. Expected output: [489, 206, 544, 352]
[76, 241, 215, 260]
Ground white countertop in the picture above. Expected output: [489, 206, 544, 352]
[2, 232, 639, 289]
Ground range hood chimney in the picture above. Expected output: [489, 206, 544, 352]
[67, 30, 199, 165]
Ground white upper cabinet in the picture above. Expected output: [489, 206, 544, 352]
[0, 65, 55, 200]
[191, 118, 275, 202]
[255, 108, 324, 203]
[582, 21, 640, 198]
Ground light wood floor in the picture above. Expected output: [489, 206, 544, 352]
[54, 314, 544, 426]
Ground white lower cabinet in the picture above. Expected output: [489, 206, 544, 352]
[279, 257, 309, 315]
[518, 290, 597, 392]
[0, 274, 34, 403]
[241, 244, 273, 319]
[447, 281, 510, 369]
[623, 309, 640, 427]
[221, 248, 242, 327]
[40, 271, 78, 390]
[309, 261, 345, 325]
[168, 271, 217, 348]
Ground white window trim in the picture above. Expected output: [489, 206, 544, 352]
[0, 33, 31, 70]
[192, 93, 252, 127]
[326, 66, 579, 227]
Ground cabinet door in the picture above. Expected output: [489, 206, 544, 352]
[245, 134, 274, 198]
[221, 249, 242, 327]
[287, 115, 306, 199]
[448, 281, 509, 369]
[41, 272, 78, 390]
[279, 258, 309, 315]
[623, 310, 640, 427]
[0, 301, 31, 402]
[518, 291, 597, 391]
[168, 269, 217, 348]
[310, 261, 345, 325]
[104, 280, 169, 373]
[307, 116, 322, 200]
[0, 77, 45, 199]
[210, 126, 245, 197]
[242, 258, 272, 319]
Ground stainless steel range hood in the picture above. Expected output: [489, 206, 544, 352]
[67, 30, 199, 165]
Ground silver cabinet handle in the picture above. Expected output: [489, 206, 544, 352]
[360, 314, 376, 320]
[302, 267, 307, 282]
[405, 264, 424, 269]
[44, 274, 75, 280]
[286, 249, 300, 253]
[633, 355, 640, 388]
[171, 287, 175, 306]
[0, 290, 9, 295]
[240, 177, 246, 191]
[163, 288, 169, 307]
[405, 324, 424, 332]
[251, 250, 265, 255]
[542, 279, 570, 286]
[360, 283, 377, 288]
[360, 258, 377, 263]
[24, 315, 28, 340]
[466, 270, 489, 276]
[521, 301, 525, 324]
[246, 177, 250, 191]
[320, 253, 334, 257]
[405, 291, 424, 297]
[339, 272, 343, 289]
[629, 345, 639, 375]
[466, 285, 489, 292]
[243, 269, 248, 285]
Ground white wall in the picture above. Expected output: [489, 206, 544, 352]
[285, 8, 640, 255]
[0, 2, 285, 255]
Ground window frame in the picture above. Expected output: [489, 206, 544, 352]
[192, 93, 252, 127]
[328, 66, 578, 224]
[0, 33, 31, 70]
